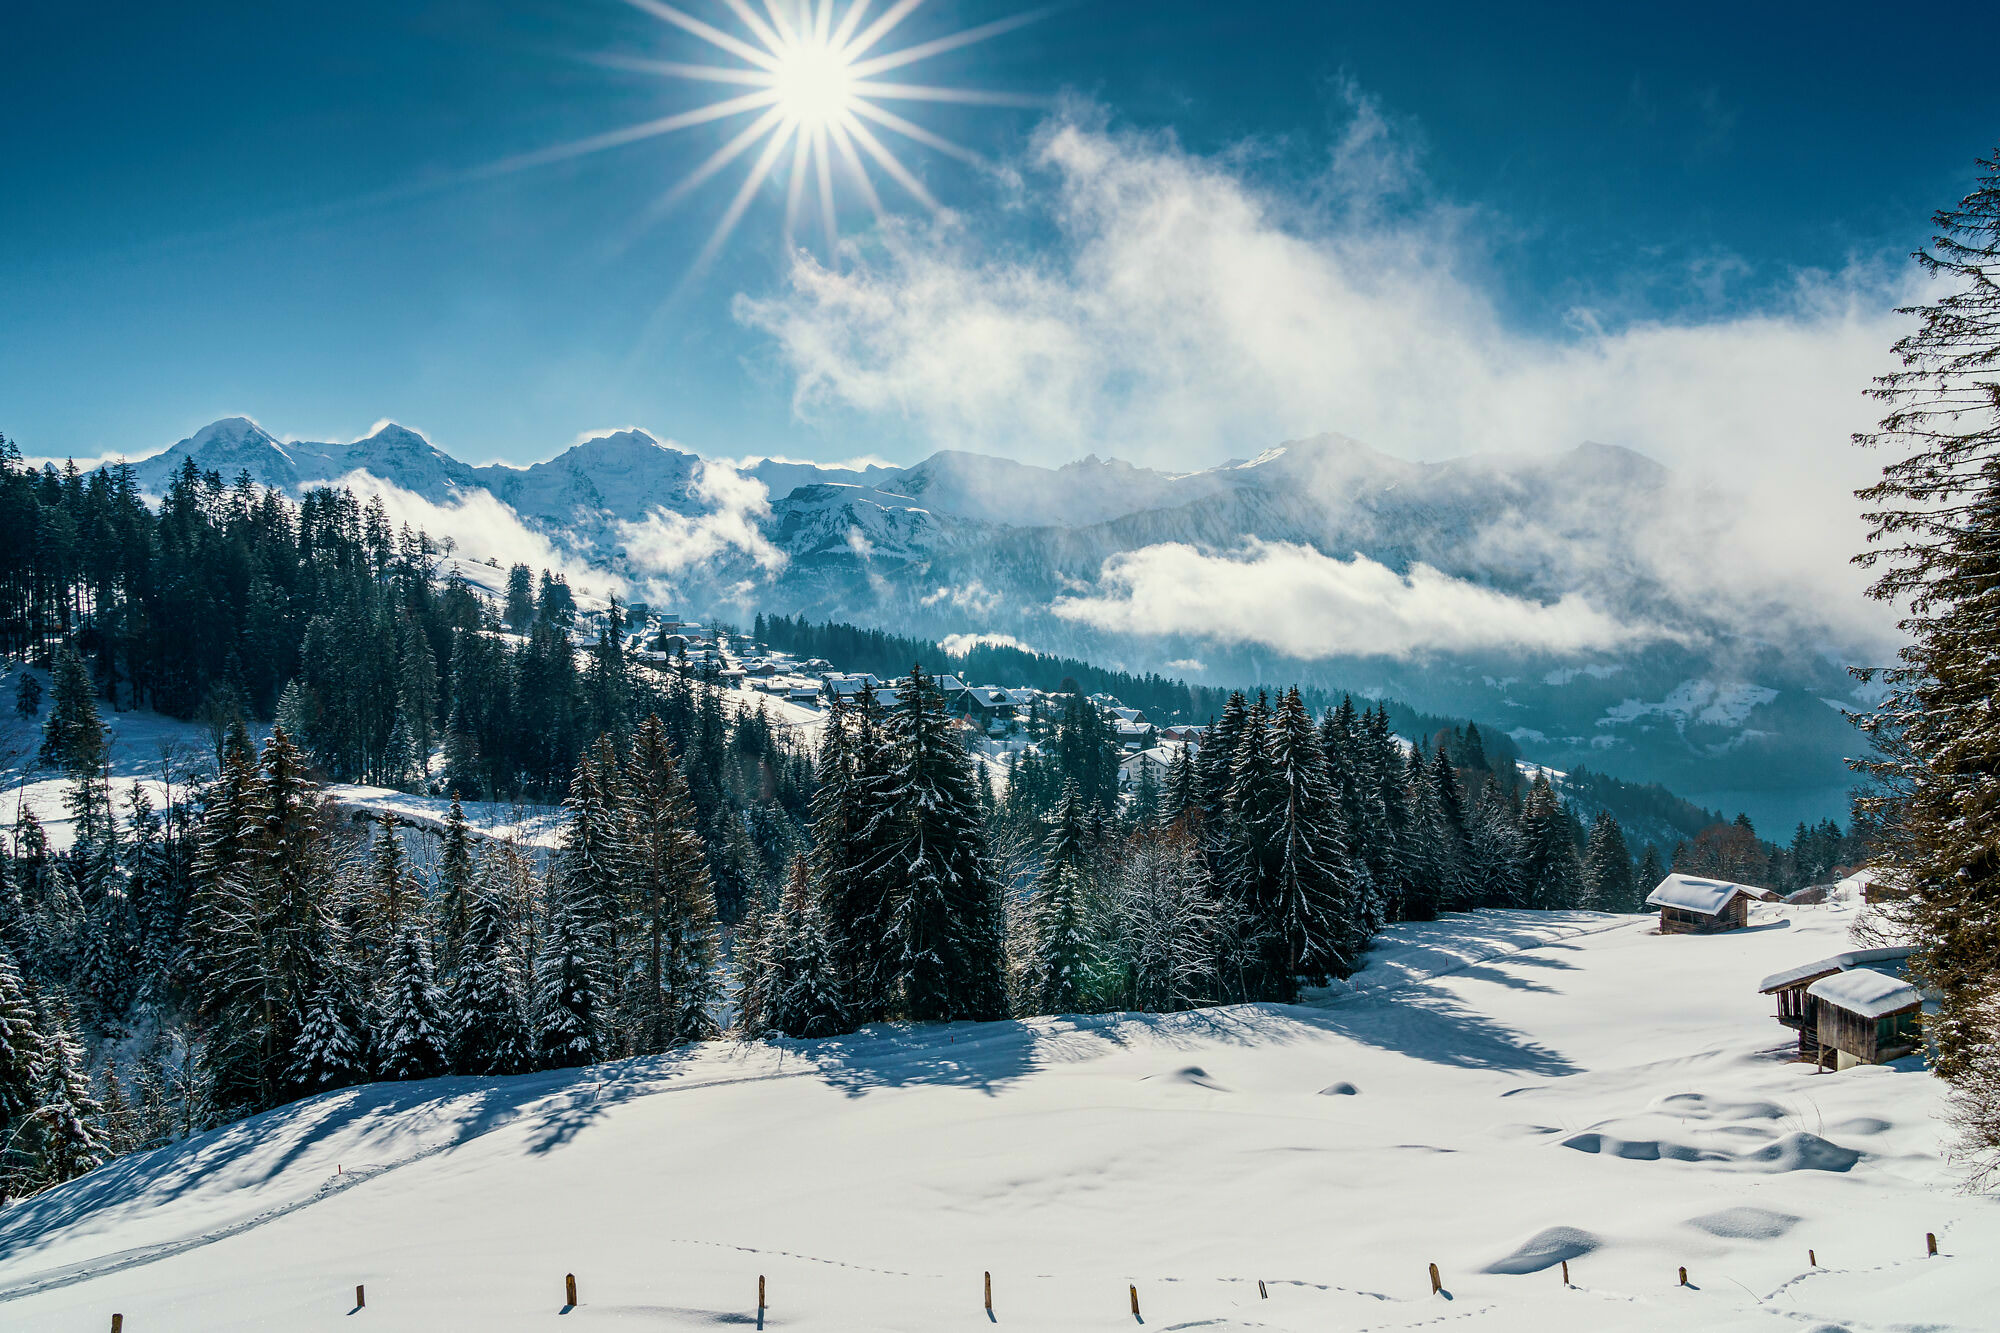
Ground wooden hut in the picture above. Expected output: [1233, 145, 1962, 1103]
[1757, 947, 1913, 1061]
[1806, 967, 1924, 1069]
[1644, 874, 1776, 934]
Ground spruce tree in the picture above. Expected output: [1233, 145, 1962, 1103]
[872, 668, 1008, 1022]
[436, 794, 476, 979]
[1581, 812, 1634, 913]
[533, 877, 602, 1069]
[375, 923, 450, 1080]
[1635, 843, 1665, 905]
[25, 1002, 108, 1189]
[622, 715, 722, 1050]
[289, 966, 372, 1094]
[1850, 146, 2000, 1136]
[1025, 780, 1102, 1014]
[1518, 775, 1586, 911]
[0, 949, 43, 1201]
[1261, 690, 1362, 984]
[765, 861, 849, 1038]
[732, 896, 775, 1039]
[449, 870, 534, 1076]
[37, 640, 105, 774]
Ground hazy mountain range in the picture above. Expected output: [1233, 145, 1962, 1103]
[117, 416, 1872, 832]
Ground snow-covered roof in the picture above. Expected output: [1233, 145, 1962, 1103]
[1644, 873, 1775, 915]
[1806, 967, 1922, 1019]
[1758, 947, 1913, 994]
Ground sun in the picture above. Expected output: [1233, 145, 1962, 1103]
[489, 1, 1043, 277]
[770, 36, 858, 128]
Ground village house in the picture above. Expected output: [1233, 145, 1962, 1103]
[1644, 873, 1779, 934]
[1757, 946, 1914, 1062]
[1119, 744, 1180, 789]
[1806, 967, 1927, 1070]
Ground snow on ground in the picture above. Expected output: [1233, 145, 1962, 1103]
[0, 663, 219, 854]
[2, 899, 1992, 1331]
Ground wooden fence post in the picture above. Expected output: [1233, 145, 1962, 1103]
[1678, 1266, 1688, 1287]
[1257, 1279, 1267, 1299]
[1129, 1284, 1140, 1317]
[1808, 1249, 1816, 1267]
[110, 1317, 123, 1333]
[356, 1283, 366, 1308]
[759, 1274, 766, 1311]
[1560, 1260, 1569, 1285]
[1428, 1262, 1441, 1295]
[565, 1273, 577, 1307]
[1928, 1232, 1938, 1257]
[985, 1271, 992, 1312]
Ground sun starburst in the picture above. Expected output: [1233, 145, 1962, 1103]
[529, 1, 1042, 276]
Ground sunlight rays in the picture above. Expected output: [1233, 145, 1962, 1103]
[525, 0, 1045, 276]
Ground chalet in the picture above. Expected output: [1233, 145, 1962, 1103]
[1644, 873, 1778, 934]
[1757, 946, 1914, 1062]
[787, 684, 823, 706]
[1115, 720, 1155, 752]
[1806, 967, 1926, 1069]
[1119, 745, 1178, 789]
[955, 686, 1019, 722]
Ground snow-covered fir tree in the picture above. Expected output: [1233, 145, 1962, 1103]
[289, 963, 372, 1093]
[764, 860, 849, 1039]
[375, 923, 450, 1081]
[1025, 780, 1103, 1014]
[871, 668, 1008, 1022]
[533, 878, 603, 1070]
[449, 868, 534, 1076]
[621, 715, 722, 1050]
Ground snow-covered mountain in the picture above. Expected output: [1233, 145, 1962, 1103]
[105, 418, 1867, 829]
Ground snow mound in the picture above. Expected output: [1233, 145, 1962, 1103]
[1481, 1225, 1599, 1275]
[1832, 1116, 1892, 1136]
[1748, 1132, 1862, 1173]
[1144, 1065, 1230, 1092]
[1686, 1207, 1800, 1239]
[1655, 1092, 1786, 1120]
[1561, 1127, 1858, 1173]
[1317, 1081, 1360, 1096]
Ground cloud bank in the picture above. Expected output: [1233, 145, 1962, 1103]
[1053, 542, 1662, 660]
[739, 97, 1918, 658]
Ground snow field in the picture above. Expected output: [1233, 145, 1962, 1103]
[0, 903, 1992, 1331]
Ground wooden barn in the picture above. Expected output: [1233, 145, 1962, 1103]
[1806, 967, 1926, 1069]
[1644, 873, 1778, 934]
[1757, 947, 1914, 1062]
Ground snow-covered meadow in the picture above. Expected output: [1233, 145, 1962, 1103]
[1, 898, 1988, 1331]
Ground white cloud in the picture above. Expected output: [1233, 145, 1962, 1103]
[613, 461, 787, 581]
[1163, 658, 1207, 674]
[738, 98, 1919, 656]
[331, 470, 619, 596]
[921, 581, 1003, 615]
[939, 632, 1034, 656]
[1051, 541, 1668, 660]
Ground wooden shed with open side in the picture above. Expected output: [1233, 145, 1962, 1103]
[1757, 946, 1914, 1061]
[1644, 874, 1777, 934]
[1806, 967, 1926, 1069]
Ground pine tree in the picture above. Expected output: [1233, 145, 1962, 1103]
[357, 814, 415, 968]
[1635, 843, 1665, 905]
[1262, 690, 1362, 984]
[375, 923, 450, 1080]
[37, 640, 105, 774]
[732, 896, 776, 1039]
[810, 692, 889, 1020]
[436, 794, 476, 979]
[533, 877, 603, 1069]
[25, 1002, 108, 1189]
[289, 966, 372, 1094]
[1107, 825, 1218, 1012]
[1519, 775, 1586, 910]
[1025, 781, 1102, 1014]
[1849, 146, 2000, 1137]
[504, 563, 535, 630]
[0, 949, 43, 1201]
[765, 861, 849, 1039]
[1581, 812, 1634, 913]
[449, 871, 534, 1076]
[872, 668, 1009, 1022]
[622, 715, 722, 1051]
[1468, 784, 1525, 909]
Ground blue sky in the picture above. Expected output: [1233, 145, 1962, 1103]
[4, 0, 1996, 467]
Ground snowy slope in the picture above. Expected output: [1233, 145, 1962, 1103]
[1, 900, 1989, 1331]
